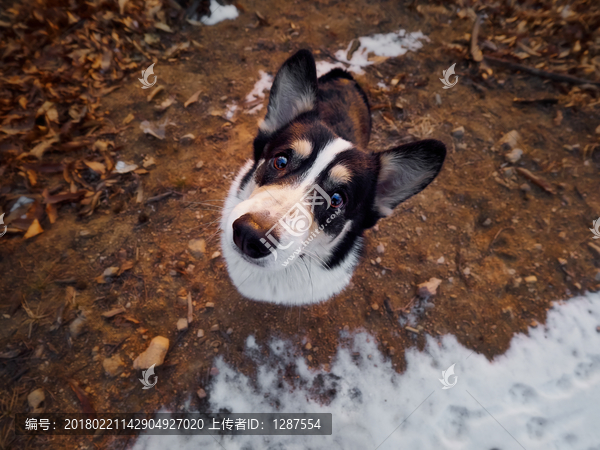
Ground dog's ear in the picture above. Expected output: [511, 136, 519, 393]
[253, 50, 317, 158]
[373, 139, 446, 217]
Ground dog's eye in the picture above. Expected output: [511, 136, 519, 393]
[331, 193, 344, 208]
[273, 154, 288, 171]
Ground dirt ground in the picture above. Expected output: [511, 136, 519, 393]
[1, 0, 600, 448]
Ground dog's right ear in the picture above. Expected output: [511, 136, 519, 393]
[253, 49, 318, 160]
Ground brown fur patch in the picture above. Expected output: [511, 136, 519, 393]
[291, 139, 312, 158]
[329, 164, 351, 183]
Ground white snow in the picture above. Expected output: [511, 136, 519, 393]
[133, 293, 600, 450]
[224, 102, 238, 120]
[200, 0, 239, 26]
[244, 70, 273, 114]
[315, 60, 346, 78]
[333, 29, 428, 75]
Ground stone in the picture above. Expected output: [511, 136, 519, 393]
[371, 303, 379, 311]
[417, 277, 442, 298]
[305, 342, 312, 350]
[177, 318, 188, 332]
[28, 388, 45, 412]
[376, 243, 385, 254]
[188, 239, 206, 259]
[197, 388, 207, 399]
[197, 329, 205, 338]
[524, 275, 537, 284]
[103, 355, 124, 377]
[133, 336, 169, 370]
[505, 148, 523, 164]
[69, 313, 87, 338]
[451, 126, 465, 138]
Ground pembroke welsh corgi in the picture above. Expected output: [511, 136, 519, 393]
[220, 49, 446, 304]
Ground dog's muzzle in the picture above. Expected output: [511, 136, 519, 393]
[232, 213, 273, 259]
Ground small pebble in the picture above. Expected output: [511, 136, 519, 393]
[451, 126, 465, 138]
[375, 257, 382, 264]
[102, 355, 124, 377]
[197, 329, 205, 338]
[530, 320, 538, 328]
[197, 388, 207, 399]
[437, 256, 445, 264]
[28, 389, 45, 412]
[505, 148, 523, 164]
[482, 218, 492, 227]
[210, 251, 221, 259]
[195, 161, 204, 170]
[520, 183, 531, 192]
[376, 243, 385, 254]
[133, 336, 170, 370]
[177, 318, 188, 332]
[524, 275, 537, 284]
[558, 258, 567, 266]
[371, 303, 379, 311]
[305, 343, 312, 350]
[343, 325, 350, 332]
[435, 93, 442, 105]
[226, 328, 233, 335]
[388, 347, 396, 356]
[307, 355, 313, 362]
[205, 302, 215, 308]
[210, 324, 219, 332]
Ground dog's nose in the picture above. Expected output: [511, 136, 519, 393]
[232, 214, 272, 259]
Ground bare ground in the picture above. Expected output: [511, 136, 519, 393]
[1, 0, 600, 448]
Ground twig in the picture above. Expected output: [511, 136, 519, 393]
[516, 167, 556, 194]
[484, 55, 600, 86]
[471, 16, 483, 62]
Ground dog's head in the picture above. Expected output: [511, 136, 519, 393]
[221, 50, 445, 300]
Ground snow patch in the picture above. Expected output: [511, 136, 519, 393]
[200, 0, 239, 26]
[134, 293, 600, 449]
[334, 29, 428, 74]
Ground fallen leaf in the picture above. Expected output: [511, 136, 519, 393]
[84, 161, 106, 174]
[154, 22, 173, 33]
[122, 113, 134, 125]
[142, 156, 156, 168]
[155, 95, 176, 111]
[30, 136, 60, 159]
[147, 86, 164, 102]
[24, 219, 43, 239]
[114, 161, 139, 173]
[184, 89, 202, 108]
[140, 119, 167, 140]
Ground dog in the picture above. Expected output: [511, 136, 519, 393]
[220, 49, 446, 305]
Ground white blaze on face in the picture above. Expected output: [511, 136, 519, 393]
[226, 138, 353, 269]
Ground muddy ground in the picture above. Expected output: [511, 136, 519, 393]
[1, 0, 600, 449]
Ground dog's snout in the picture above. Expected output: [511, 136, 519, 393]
[232, 214, 271, 259]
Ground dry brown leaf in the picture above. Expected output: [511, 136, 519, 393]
[46, 203, 58, 224]
[122, 113, 134, 125]
[147, 86, 164, 102]
[184, 89, 202, 108]
[30, 136, 59, 159]
[84, 161, 106, 174]
[118, 260, 134, 275]
[24, 219, 43, 239]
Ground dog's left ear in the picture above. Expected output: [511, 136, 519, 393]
[253, 50, 318, 159]
[373, 139, 446, 217]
